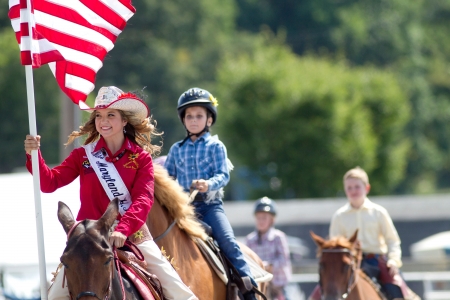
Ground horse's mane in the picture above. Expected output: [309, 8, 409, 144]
[316, 236, 359, 257]
[153, 164, 208, 240]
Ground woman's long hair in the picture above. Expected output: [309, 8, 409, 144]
[65, 110, 162, 156]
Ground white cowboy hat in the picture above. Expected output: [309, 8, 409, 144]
[80, 86, 150, 120]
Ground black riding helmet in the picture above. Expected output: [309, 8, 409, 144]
[254, 197, 277, 215]
[177, 87, 218, 125]
[177, 88, 218, 146]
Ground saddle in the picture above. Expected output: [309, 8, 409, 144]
[116, 241, 166, 300]
[194, 224, 272, 300]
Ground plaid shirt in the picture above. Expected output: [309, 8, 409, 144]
[164, 132, 230, 195]
[246, 227, 292, 287]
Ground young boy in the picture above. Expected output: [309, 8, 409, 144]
[329, 166, 411, 300]
[164, 87, 259, 300]
[246, 197, 292, 300]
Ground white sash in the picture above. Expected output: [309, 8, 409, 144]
[83, 142, 132, 216]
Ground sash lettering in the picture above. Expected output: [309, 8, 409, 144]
[84, 143, 132, 215]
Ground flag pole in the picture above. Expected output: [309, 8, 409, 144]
[25, 0, 48, 298]
[25, 65, 48, 299]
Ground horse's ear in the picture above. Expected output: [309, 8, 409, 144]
[349, 230, 359, 243]
[96, 198, 119, 236]
[310, 231, 325, 247]
[58, 201, 75, 234]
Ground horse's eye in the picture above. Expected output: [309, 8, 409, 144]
[104, 257, 113, 266]
[61, 260, 69, 269]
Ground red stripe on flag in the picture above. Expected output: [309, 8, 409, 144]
[66, 89, 89, 104]
[8, 4, 20, 19]
[19, 0, 27, 9]
[34, 49, 64, 66]
[55, 61, 94, 103]
[20, 23, 29, 36]
[34, 0, 118, 42]
[65, 61, 97, 82]
[80, 0, 128, 31]
[36, 25, 108, 60]
[21, 51, 32, 65]
[14, 31, 21, 44]
[118, 0, 136, 13]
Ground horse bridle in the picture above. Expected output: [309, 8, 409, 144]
[65, 221, 125, 300]
[319, 248, 359, 300]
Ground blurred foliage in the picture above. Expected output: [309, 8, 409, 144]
[216, 36, 410, 198]
[0, 29, 59, 173]
[96, 0, 237, 149]
[235, 0, 450, 194]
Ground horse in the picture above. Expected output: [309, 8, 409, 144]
[57, 198, 142, 300]
[309, 230, 385, 300]
[148, 164, 269, 299]
[57, 163, 268, 300]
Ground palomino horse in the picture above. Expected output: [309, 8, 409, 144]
[309, 230, 385, 300]
[57, 199, 142, 300]
[148, 164, 268, 299]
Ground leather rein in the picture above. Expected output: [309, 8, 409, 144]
[65, 221, 126, 300]
[320, 248, 359, 299]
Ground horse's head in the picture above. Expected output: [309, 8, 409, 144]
[310, 230, 361, 300]
[58, 199, 119, 300]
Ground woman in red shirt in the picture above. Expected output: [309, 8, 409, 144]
[24, 86, 197, 300]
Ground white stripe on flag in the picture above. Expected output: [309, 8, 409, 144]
[19, 8, 32, 23]
[35, 11, 115, 51]
[19, 36, 31, 51]
[48, 61, 56, 75]
[101, 0, 134, 21]
[53, 44, 103, 71]
[9, 0, 19, 9]
[65, 73, 95, 94]
[46, 0, 123, 36]
[19, 37, 58, 54]
[10, 17, 20, 32]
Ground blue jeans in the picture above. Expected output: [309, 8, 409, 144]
[192, 200, 257, 287]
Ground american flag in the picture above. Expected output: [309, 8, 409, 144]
[8, 0, 135, 105]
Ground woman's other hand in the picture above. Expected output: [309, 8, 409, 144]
[109, 231, 127, 248]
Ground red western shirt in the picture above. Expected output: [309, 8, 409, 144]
[26, 137, 154, 237]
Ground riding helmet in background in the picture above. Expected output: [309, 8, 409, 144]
[177, 87, 218, 125]
[254, 197, 277, 215]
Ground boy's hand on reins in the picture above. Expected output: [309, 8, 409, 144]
[194, 179, 209, 193]
[109, 231, 127, 248]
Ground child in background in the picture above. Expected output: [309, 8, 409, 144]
[329, 166, 415, 300]
[246, 197, 292, 300]
[164, 87, 259, 300]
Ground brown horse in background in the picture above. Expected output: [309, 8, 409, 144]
[309, 230, 385, 300]
[148, 164, 268, 300]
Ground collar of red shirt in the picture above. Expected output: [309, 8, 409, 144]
[93, 136, 138, 160]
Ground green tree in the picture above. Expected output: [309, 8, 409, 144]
[216, 37, 410, 198]
[96, 0, 237, 150]
[235, 0, 450, 194]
